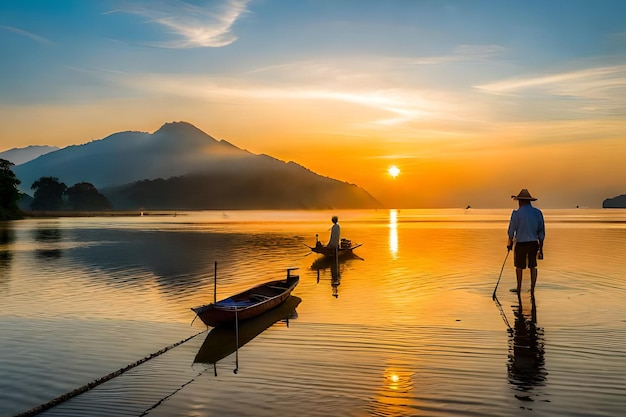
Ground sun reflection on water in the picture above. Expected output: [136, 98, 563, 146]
[371, 365, 416, 416]
[389, 209, 398, 259]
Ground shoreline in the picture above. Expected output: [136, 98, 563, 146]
[20, 210, 180, 218]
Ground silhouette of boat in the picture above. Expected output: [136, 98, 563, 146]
[306, 237, 362, 257]
[191, 267, 299, 328]
[194, 295, 302, 364]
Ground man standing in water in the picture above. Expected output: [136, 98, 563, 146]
[327, 215, 340, 249]
[507, 189, 545, 296]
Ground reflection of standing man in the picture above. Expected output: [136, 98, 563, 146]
[327, 216, 340, 249]
[330, 259, 340, 298]
[508, 295, 546, 397]
[507, 189, 545, 296]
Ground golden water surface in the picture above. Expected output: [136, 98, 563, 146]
[1, 209, 626, 417]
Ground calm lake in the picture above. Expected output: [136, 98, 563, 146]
[1, 209, 626, 417]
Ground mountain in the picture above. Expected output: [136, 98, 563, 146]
[14, 121, 383, 210]
[0, 145, 59, 165]
[14, 122, 242, 191]
[602, 194, 626, 208]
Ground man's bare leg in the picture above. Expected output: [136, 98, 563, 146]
[530, 267, 537, 294]
[516, 267, 523, 296]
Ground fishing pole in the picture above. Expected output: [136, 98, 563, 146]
[492, 249, 510, 300]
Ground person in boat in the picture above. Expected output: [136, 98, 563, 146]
[327, 215, 340, 249]
[507, 189, 545, 296]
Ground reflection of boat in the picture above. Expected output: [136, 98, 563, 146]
[191, 268, 299, 327]
[307, 237, 362, 257]
[311, 251, 362, 298]
[310, 251, 362, 271]
[194, 295, 301, 364]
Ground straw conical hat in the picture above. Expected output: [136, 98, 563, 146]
[511, 189, 537, 201]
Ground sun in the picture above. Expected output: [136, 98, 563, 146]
[388, 165, 400, 179]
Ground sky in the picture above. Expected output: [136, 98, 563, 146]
[1, 0, 626, 209]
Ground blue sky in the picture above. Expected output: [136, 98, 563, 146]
[2, 0, 626, 208]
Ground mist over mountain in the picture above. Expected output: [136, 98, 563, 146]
[0, 145, 59, 165]
[13, 122, 383, 210]
[105, 158, 381, 210]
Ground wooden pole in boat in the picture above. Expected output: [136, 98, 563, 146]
[214, 261, 217, 304]
[234, 310, 239, 374]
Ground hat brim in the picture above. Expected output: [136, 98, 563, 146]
[511, 195, 537, 201]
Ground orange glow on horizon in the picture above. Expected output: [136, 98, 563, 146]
[3, 101, 626, 209]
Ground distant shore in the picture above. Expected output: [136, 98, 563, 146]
[21, 210, 180, 218]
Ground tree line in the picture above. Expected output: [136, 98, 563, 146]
[0, 158, 111, 220]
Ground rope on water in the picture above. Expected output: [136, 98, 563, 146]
[13, 330, 207, 417]
[138, 364, 212, 417]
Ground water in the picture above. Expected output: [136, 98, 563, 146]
[1, 209, 626, 417]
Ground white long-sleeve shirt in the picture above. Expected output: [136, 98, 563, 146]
[327, 223, 340, 248]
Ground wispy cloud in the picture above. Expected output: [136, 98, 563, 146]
[407, 44, 507, 65]
[107, 0, 250, 48]
[250, 44, 507, 75]
[115, 71, 440, 126]
[476, 64, 626, 116]
[0, 25, 53, 45]
[476, 64, 626, 95]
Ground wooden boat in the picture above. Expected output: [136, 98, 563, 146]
[194, 295, 301, 365]
[307, 237, 362, 257]
[191, 267, 299, 328]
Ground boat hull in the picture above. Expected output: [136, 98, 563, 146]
[308, 243, 362, 257]
[191, 275, 299, 328]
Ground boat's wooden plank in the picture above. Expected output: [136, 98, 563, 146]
[251, 293, 272, 301]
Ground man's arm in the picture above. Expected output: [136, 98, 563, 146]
[507, 210, 517, 251]
[537, 210, 545, 258]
